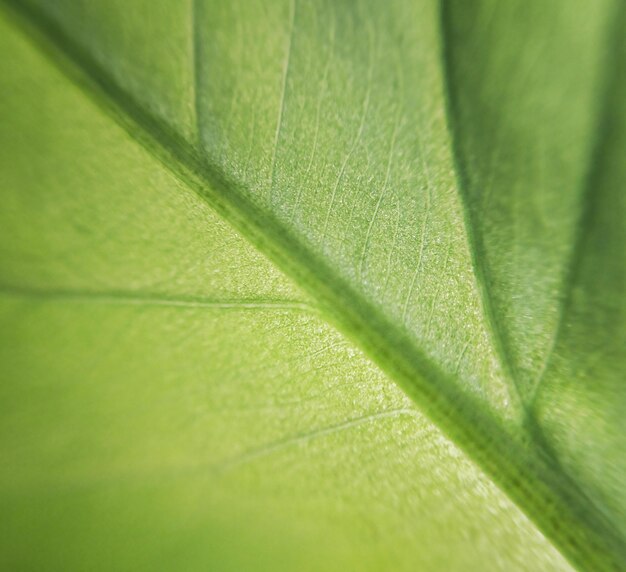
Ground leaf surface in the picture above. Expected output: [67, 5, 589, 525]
[0, 0, 624, 570]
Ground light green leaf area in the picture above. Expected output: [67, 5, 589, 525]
[0, 0, 624, 570]
[0, 15, 568, 572]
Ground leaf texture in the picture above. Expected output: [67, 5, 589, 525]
[0, 0, 624, 570]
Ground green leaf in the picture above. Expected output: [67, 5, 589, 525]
[0, 1, 624, 570]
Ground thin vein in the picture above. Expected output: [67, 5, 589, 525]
[358, 111, 401, 281]
[424, 241, 451, 337]
[268, 0, 297, 203]
[290, 7, 335, 225]
[382, 191, 401, 293]
[217, 407, 415, 472]
[321, 23, 375, 246]
[0, 284, 316, 313]
[453, 337, 471, 375]
[401, 135, 432, 325]
[4, 407, 417, 495]
[241, 107, 256, 182]
[191, 0, 202, 145]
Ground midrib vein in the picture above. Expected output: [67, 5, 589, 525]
[2, 2, 624, 570]
[438, 1, 625, 569]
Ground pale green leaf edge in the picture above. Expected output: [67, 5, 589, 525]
[1, 1, 623, 570]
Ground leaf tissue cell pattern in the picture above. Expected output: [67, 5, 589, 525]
[0, 0, 624, 571]
[0, 12, 570, 572]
